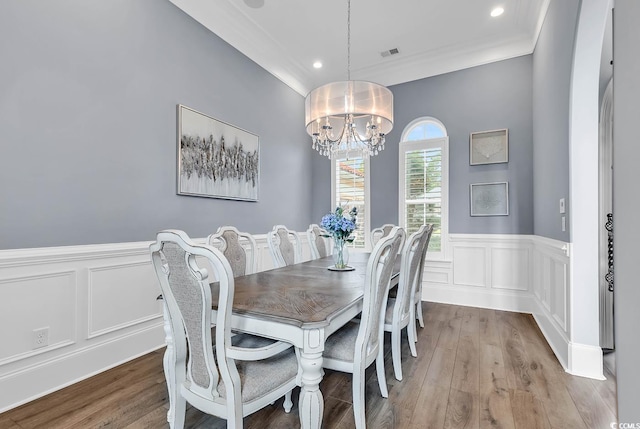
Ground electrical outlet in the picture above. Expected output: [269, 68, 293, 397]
[33, 327, 49, 349]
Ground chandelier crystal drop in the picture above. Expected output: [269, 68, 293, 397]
[304, 0, 393, 159]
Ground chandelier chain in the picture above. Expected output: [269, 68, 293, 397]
[347, 0, 351, 81]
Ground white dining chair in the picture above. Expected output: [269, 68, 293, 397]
[306, 223, 331, 259]
[413, 224, 433, 333]
[208, 226, 258, 277]
[370, 224, 396, 248]
[322, 226, 405, 429]
[150, 230, 300, 429]
[267, 225, 302, 268]
[383, 224, 433, 381]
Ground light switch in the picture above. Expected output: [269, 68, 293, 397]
[559, 198, 566, 214]
[561, 216, 566, 232]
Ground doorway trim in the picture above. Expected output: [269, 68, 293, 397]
[567, 0, 612, 380]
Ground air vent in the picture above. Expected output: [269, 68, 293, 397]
[380, 48, 400, 58]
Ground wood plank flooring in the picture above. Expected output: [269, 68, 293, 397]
[0, 303, 618, 429]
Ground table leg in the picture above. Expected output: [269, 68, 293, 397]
[299, 329, 325, 429]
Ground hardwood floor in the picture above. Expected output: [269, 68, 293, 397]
[0, 303, 618, 429]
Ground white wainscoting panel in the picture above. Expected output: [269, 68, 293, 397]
[0, 271, 77, 364]
[425, 235, 534, 313]
[532, 249, 543, 301]
[551, 258, 568, 331]
[491, 247, 530, 291]
[530, 237, 572, 372]
[423, 260, 451, 285]
[452, 246, 486, 287]
[88, 261, 162, 338]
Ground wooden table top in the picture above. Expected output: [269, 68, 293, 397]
[211, 253, 398, 329]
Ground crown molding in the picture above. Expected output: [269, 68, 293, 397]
[169, 0, 311, 95]
[356, 34, 537, 88]
[169, 0, 551, 96]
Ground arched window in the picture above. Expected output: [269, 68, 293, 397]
[404, 119, 447, 141]
[399, 117, 449, 258]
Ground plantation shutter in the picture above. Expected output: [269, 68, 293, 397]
[404, 147, 442, 251]
[335, 157, 366, 248]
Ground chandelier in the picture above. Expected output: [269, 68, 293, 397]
[304, 0, 394, 159]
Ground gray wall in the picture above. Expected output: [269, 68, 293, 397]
[312, 56, 534, 235]
[532, 0, 579, 242]
[614, 0, 640, 420]
[0, 0, 311, 250]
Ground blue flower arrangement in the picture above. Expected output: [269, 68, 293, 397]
[321, 206, 358, 241]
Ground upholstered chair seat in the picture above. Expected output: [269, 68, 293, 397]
[218, 334, 298, 402]
[323, 320, 359, 362]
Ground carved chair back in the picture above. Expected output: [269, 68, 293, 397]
[306, 223, 330, 259]
[371, 223, 396, 248]
[208, 226, 258, 277]
[267, 225, 302, 268]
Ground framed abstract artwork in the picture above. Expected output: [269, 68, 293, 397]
[470, 182, 509, 216]
[177, 105, 259, 201]
[470, 128, 508, 165]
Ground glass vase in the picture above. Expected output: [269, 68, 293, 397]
[333, 238, 349, 269]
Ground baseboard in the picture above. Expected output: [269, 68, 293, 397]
[531, 310, 570, 371]
[424, 283, 536, 313]
[568, 342, 605, 380]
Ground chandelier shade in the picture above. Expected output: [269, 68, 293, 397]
[304, 81, 394, 157]
[304, 80, 394, 134]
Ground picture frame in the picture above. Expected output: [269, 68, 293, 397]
[470, 182, 509, 216]
[470, 128, 508, 165]
[177, 104, 259, 201]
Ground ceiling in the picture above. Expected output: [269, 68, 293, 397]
[169, 0, 551, 96]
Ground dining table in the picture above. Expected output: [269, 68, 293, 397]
[161, 251, 400, 429]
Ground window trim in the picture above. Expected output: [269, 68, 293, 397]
[331, 151, 371, 251]
[399, 118, 449, 260]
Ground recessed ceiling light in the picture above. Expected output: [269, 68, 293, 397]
[243, 0, 264, 8]
[491, 7, 504, 17]
[313, 61, 323, 69]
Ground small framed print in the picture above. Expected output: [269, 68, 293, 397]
[470, 182, 509, 216]
[470, 128, 508, 165]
